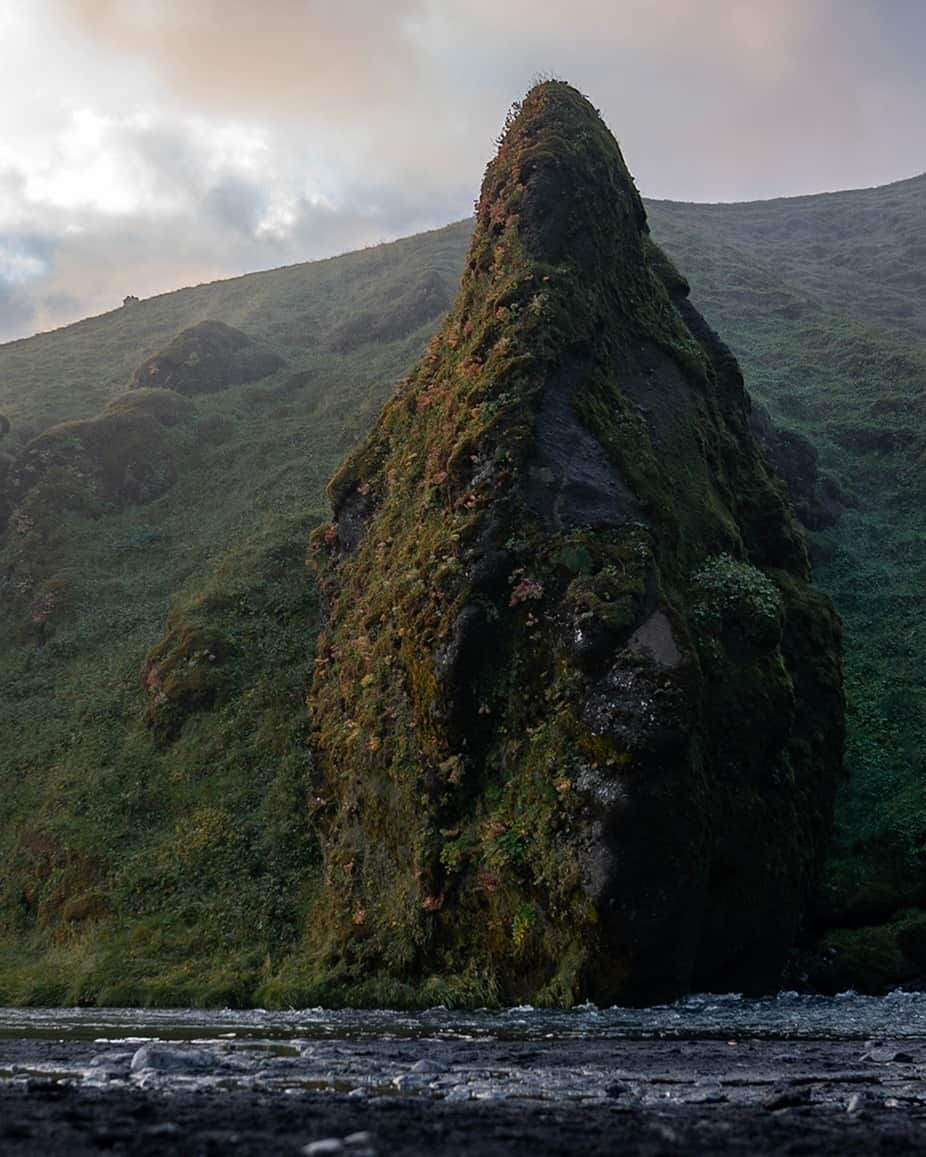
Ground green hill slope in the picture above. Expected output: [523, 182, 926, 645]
[0, 165, 922, 1002]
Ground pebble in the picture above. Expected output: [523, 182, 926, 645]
[686, 1085, 727, 1104]
[84, 1051, 133, 1080]
[130, 1044, 212, 1074]
[762, 1085, 813, 1111]
[302, 1134, 376, 1157]
[862, 1046, 915, 1064]
[303, 1140, 344, 1156]
[444, 1085, 473, 1102]
[411, 1058, 449, 1074]
[87, 1051, 133, 1069]
[143, 1122, 181, 1137]
[393, 1073, 429, 1091]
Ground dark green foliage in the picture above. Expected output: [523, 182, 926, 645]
[306, 83, 842, 1006]
[793, 911, 926, 994]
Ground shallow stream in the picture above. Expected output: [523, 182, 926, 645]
[3, 989, 926, 1042]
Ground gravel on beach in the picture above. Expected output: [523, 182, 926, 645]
[2, 1035, 926, 1154]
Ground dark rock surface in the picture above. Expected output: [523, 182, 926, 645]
[749, 401, 846, 530]
[305, 81, 844, 1006]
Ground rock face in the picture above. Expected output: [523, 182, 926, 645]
[132, 320, 283, 395]
[749, 402, 845, 530]
[307, 82, 844, 1005]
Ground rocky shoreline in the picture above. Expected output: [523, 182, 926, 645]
[2, 1034, 925, 1154]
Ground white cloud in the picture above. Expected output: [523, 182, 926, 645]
[0, 244, 47, 283]
[0, 0, 920, 342]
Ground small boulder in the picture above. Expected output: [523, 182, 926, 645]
[302, 1141, 344, 1157]
[762, 1084, 813, 1111]
[130, 1044, 212, 1073]
[862, 1045, 915, 1064]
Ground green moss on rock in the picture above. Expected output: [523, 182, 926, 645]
[142, 621, 234, 742]
[305, 82, 844, 1005]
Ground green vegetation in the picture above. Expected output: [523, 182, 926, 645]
[0, 81, 919, 1002]
[132, 320, 284, 395]
[689, 554, 784, 668]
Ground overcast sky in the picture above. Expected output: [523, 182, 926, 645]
[0, 0, 923, 342]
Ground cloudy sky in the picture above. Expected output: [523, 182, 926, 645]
[0, 0, 923, 342]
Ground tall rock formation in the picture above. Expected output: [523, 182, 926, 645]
[307, 82, 844, 1005]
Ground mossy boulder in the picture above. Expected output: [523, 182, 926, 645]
[4, 389, 194, 516]
[142, 619, 234, 742]
[795, 911, 926, 993]
[132, 320, 284, 395]
[306, 82, 844, 1005]
[328, 268, 454, 353]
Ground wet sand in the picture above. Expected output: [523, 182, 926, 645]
[2, 1035, 925, 1154]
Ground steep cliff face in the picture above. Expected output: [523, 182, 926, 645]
[307, 82, 844, 1005]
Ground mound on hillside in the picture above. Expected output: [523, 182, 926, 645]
[305, 82, 844, 1007]
[0, 389, 197, 637]
[132, 320, 284, 396]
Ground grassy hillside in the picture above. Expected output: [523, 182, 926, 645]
[0, 170, 922, 1002]
[651, 175, 926, 344]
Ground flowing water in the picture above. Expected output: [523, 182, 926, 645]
[2, 990, 926, 1043]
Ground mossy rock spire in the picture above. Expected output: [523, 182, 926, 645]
[305, 81, 844, 1006]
